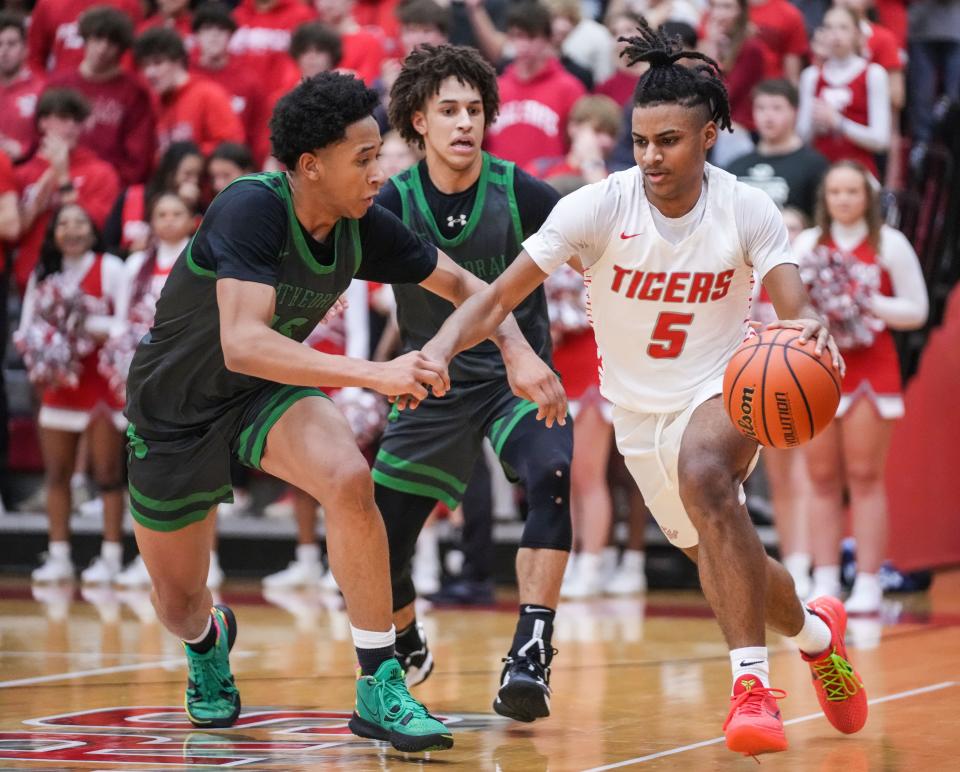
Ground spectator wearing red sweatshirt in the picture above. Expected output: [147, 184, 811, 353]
[48, 7, 156, 186]
[314, 0, 388, 84]
[230, 0, 317, 86]
[27, 0, 143, 75]
[191, 2, 268, 165]
[13, 89, 119, 293]
[0, 12, 45, 163]
[138, 0, 195, 52]
[749, 0, 809, 82]
[485, 2, 586, 169]
[134, 28, 244, 157]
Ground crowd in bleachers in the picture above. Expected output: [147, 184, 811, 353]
[1, 0, 955, 614]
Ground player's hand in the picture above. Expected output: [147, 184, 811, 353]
[376, 351, 450, 408]
[766, 318, 846, 377]
[321, 296, 348, 324]
[503, 349, 568, 428]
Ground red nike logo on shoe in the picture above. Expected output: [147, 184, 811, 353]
[620, 231, 642, 239]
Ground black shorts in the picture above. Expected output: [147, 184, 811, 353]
[372, 378, 546, 509]
[127, 383, 328, 532]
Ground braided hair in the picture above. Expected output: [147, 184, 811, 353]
[619, 18, 732, 132]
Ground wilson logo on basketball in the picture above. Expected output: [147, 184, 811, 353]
[736, 386, 758, 440]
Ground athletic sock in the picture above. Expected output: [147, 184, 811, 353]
[48, 541, 71, 561]
[395, 621, 424, 655]
[510, 604, 556, 666]
[184, 614, 216, 654]
[790, 605, 833, 656]
[730, 646, 770, 693]
[296, 543, 320, 564]
[101, 540, 123, 569]
[352, 625, 396, 676]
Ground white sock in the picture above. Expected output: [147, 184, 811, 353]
[621, 549, 645, 572]
[730, 646, 770, 692]
[209, 550, 220, 568]
[101, 541, 123, 567]
[49, 541, 71, 561]
[183, 615, 212, 645]
[851, 572, 881, 593]
[783, 552, 811, 577]
[790, 606, 833, 656]
[812, 565, 841, 592]
[296, 543, 320, 564]
[350, 625, 396, 650]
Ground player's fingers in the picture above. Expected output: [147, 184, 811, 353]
[416, 356, 451, 395]
[406, 381, 428, 402]
[815, 325, 829, 355]
[765, 319, 803, 331]
[414, 368, 444, 394]
[798, 320, 820, 344]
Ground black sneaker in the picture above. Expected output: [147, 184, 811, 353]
[396, 622, 434, 687]
[493, 654, 553, 723]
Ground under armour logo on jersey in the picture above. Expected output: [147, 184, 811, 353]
[447, 214, 467, 229]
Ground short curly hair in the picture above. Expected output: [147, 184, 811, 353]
[270, 72, 380, 169]
[389, 44, 499, 149]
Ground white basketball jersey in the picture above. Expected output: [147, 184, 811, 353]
[524, 164, 794, 414]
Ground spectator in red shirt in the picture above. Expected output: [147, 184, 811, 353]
[48, 7, 157, 187]
[230, 0, 317, 86]
[379, 0, 450, 112]
[191, 2, 269, 165]
[749, 0, 809, 82]
[597, 11, 647, 106]
[314, 0, 388, 84]
[27, 0, 143, 75]
[700, 0, 768, 132]
[262, 22, 343, 164]
[0, 148, 18, 506]
[138, 0, 195, 52]
[0, 12, 45, 163]
[834, 0, 904, 110]
[133, 28, 244, 157]
[13, 88, 119, 293]
[485, 2, 586, 169]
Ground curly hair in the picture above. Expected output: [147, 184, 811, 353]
[620, 18, 732, 132]
[388, 44, 499, 149]
[270, 73, 379, 169]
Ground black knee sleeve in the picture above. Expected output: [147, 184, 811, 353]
[500, 417, 574, 552]
[374, 483, 437, 611]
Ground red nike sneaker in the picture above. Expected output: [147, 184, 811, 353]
[802, 596, 868, 734]
[723, 676, 788, 757]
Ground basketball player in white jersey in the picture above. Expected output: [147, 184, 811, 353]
[418, 21, 869, 758]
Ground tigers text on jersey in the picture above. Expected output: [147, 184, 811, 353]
[523, 164, 795, 414]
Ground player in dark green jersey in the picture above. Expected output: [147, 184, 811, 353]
[124, 72, 566, 751]
[375, 45, 575, 724]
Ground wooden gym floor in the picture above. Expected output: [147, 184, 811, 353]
[1, 572, 958, 770]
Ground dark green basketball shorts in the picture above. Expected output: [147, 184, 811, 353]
[372, 378, 540, 509]
[126, 383, 328, 532]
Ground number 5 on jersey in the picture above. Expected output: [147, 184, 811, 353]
[648, 312, 694, 359]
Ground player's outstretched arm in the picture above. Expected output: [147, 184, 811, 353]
[762, 263, 845, 376]
[216, 278, 448, 400]
[418, 251, 567, 426]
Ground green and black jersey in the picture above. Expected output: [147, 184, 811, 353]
[376, 153, 561, 382]
[125, 172, 438, 433]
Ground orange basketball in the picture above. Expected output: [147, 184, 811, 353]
[722, 329, 842, 449]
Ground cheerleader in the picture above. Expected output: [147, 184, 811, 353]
[111, 193, 226, 590]
[18, 204, 130, 584]
[797, 6, 891, 176]
[793, 161, 928, 613]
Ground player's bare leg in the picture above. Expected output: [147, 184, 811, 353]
[516, 548, 567, 609]
[261, 396, 453, 751]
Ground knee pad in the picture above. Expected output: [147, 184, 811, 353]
[374, 484, 436, 611]
[518, 455, 573, 552]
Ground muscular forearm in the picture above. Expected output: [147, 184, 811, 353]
[222, 324, 381, 389]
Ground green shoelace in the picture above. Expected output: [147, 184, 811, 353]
[813, 651, 863, 702]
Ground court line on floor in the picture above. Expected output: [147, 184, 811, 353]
[0, 652, 256, 689]
[581, 680, 958, 771]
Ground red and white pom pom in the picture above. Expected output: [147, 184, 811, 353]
[333, 387, 387, 451]
[15, 275, 108, 389]
[544, 264, 589, 339]
[97, 292, 156, 399]
[799, 245, 885, 350]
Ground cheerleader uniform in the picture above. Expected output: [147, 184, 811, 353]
[19, 251, 129, 432]
[793, 222, 928, 419]
[797, 56, 891, 177]
[125, 237, 187, 301]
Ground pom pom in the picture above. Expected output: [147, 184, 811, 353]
[799, 244, 885, 350]
[544, 264, 590, 342]
[333, 387, 387, 451]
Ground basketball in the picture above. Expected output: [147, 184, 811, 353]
[722, 329, 842, 448]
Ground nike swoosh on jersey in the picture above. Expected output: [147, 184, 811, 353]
[619, 231, 642, 240]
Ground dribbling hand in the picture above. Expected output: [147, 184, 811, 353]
[766, 318, 846, 377]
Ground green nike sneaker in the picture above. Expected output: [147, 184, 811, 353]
[184, 604, 241, 728]
[348, 658, 453, 752]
